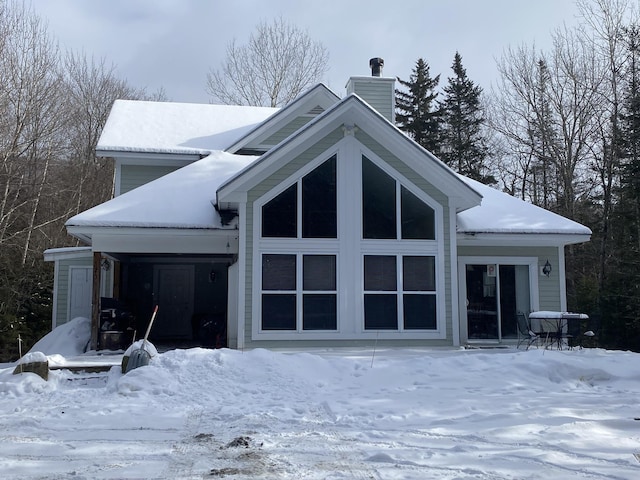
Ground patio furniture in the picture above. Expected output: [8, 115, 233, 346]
[528, 311, 589, 350]
[516, 312, 539, 350]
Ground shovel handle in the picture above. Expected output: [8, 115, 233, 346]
[143, 305, 159, 342]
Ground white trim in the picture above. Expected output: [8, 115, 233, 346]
[558, 246, 567, 311]
[44, 246, 92, 262]
[51, 260, 60, 330]
[237, 202, 247, 350]
[217, 95, 481, 212]
[250, 138, 448, 342]
[450, 205, 460, 346]
[227, 84, 339, 153]
[74, 228, 238, 254]
[100, 150, 203, 162]
[457, 256, 540, 344]
[457, 232, 591, 247]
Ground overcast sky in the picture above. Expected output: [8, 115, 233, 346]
[30, 0, 582, 104]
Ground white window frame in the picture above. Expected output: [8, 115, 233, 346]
[363, 254, 438, 332]
[252, 137, 446, 340]
[259, 252, 339, 333]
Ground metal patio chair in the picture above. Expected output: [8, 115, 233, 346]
[516, 312, 539, 350]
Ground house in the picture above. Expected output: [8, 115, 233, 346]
[44, 60, 591, 351]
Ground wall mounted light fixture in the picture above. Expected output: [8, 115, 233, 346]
[542, 259, 552, 277]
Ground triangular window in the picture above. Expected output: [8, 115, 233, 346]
[362, 156, 435, 240]
[261, 156, 336, 238]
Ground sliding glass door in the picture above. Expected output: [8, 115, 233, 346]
[463, 262, 532, 341]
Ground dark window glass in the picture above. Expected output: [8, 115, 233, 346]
[262, 184, 297, 237]
[404, 295, 437, 329]
[364, 295, 398, 329]
[364, 255, 397, 291]
[401, 186, 435, 239]
[303, 255, 336, 290]
[262, 294, 296, 330]
[303, 294, 337, 330]
[262, 254, 296, 290]
[302, 156, 337, 238]
[403, 256, 436, 291]
[362, 156, 396, 239]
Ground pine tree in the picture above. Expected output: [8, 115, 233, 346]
[439, 52, 494, 184]
[605, 24, 640, 350]
[395, 58, 441, 155]
[529, 59, 558, 209]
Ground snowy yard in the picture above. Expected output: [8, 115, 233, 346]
[1, 319, 639, 479]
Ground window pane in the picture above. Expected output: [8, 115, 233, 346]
[262, 184, 297, 237]
[401, 186, 435, 239]
[404, 295, 436, 329]
[262, 294, 296, 330]
[303, 294, 337, 330]
[403, 256, 435, 291]
[364, 255, 397, 291]
[364, 295, 398, 329]
[302, 156, 337, 238]
[362, 156, 396, 239]
[303, 255, 336, 290]
[262, 254, 296, 290]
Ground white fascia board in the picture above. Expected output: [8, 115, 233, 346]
[43, 246, 92, 262]
[101, 150, 203, 164]
[226, 84, 340, 153]
[77, 227, 238, 254]
[456, 232, 592, 247]
[218, 95, 481, 209]
[217, 106, 346, 203]
[351, 108, 482, 211]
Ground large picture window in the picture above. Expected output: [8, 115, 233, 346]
[261, 253, 337, 331]
[364, 255, 437, 331]
[255, 146, 443, 340]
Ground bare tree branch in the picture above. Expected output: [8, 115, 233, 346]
[206, 17, 329, 107]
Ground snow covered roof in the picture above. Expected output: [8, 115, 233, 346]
[457, 176, 592, 236]
[67, 150, 591, 238]
[66, 151, 256, 229]
[96, 100, 278, 155]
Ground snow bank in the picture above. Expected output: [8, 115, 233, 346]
[28, 317, 90, 356]
[1, 346, 639, 478]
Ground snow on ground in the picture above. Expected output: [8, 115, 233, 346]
[1, 323, 639, 479]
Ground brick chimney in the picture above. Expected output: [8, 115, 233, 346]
[345, 57, 395, 122]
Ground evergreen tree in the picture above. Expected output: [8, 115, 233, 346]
[395, 58, 441, 155]
[605, 23, 640, 349]
[440, 52, 494, 184]
[529, 59, 558, 209]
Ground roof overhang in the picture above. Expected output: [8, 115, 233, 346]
[66, 226, 239, 254]
[97, 149, 205, 163]
[217, 94, 482, 212]
[43, 246, 92, 262]
[225, 84, 340, 154]
[457, 232, 592, 247]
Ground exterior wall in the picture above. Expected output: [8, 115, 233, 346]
[243, 128, 344, 348]
[355, 130, 454, 343]
[119, 164, 180, 194]
[262, 115, 315, 147]
[241, 127, 455, 349]
[457, 245, 562, 311]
